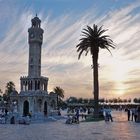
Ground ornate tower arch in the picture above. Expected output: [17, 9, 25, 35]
[23, 100, 29, 116]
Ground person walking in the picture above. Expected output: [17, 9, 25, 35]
[75, 108, 80, 123]
[131, 108, 135, 121]
[103, 107, 113, 122]
[137, 107, 140, 122]
[108, 107, 113, 122]
[103, 108, 109, 122]
[127, 108, 131, 121]
[134, 108, 138, 122]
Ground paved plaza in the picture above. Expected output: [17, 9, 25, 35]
[0, 111, 140, 140]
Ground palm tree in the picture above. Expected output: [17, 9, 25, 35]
[53, 86, 64, 109]
[0, 89, 3, 101]
[0, 89, 2, 102]
[76, 24, 115, 117]
[53, 86, 64, 99]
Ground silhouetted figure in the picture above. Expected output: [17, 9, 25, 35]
[5, 109, 8, 115]
[72, 115, 77, 123]
[105, 107, 113, 122]
[108, 108, 113, 122]
[131, 108, 135, 121]
[28, 111, 32, 118]
[87, 108, 90, 114]
[75, 108, 80, 122]
[84, 114, 87, 120]
[134, 108, 138, 122]
[10, 116, 15, 124]
[127, 109, 131, 121]
[65, 115, 72, 124]
[81, 113, 84, 119]
[58, 110, 61, 116]
[137, 107, 140, 122]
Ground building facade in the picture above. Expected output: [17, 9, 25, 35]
[10, 16, 57, 117]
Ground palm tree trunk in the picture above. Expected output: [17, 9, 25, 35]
[92, 54, 99, 118]
[57, 95, 59, 109]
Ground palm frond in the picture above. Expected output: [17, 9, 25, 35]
[98, 29, 108, 36]
[78, 49, 84, 59]
[81, 31, 90, 37]
[104, 46, 113, 55]
[76, 24, 115, 59]
[87, 25, 94, 36]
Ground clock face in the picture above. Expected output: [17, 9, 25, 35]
[30, 33, 34, 38]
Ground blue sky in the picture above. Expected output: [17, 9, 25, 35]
[0, 0, 140, 99]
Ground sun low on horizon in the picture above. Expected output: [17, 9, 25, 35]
[0, 0, 140, 100]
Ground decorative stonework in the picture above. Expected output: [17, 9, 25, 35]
[20, 76, 48, 91]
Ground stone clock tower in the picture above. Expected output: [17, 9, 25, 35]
[28, 16, 43, 77]
[20, 15, 48, 93]
[10, 15, 57, 118]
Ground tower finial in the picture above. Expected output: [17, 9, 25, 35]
[36, 13, 37, 17]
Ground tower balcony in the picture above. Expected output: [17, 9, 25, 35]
[20, 76, 49, 93]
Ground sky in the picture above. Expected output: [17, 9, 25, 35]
[0, 0, 140, 99]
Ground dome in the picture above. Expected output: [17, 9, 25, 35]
[31, 15, 41, 28]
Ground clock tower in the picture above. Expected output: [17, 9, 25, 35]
[28, 15, 44, 77]
[16, 15, 57, 117]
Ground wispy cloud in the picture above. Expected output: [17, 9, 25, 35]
[0, 2, 140, 99]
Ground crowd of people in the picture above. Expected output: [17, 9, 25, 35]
[1, 106, 140, 125]
[65, 106, 140, 124]
[126, 107, 140, 122]
[103, 107, 113, 122]
[66, 108, 80, 124]
[0, 108, 32, 124]
[0, 108, 8, 124]
[66, 107, 113, 124]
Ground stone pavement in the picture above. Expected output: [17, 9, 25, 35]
[0, 111, 140, 140]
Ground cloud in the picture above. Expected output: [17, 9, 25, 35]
[0, 2, 140, 99]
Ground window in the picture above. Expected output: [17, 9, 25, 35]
[31, 58, 33, 63]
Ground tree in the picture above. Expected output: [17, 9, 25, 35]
[5, 81, 15, 95]
[76, 24, 115, 117]
[77, 98, 83, 104]
[133, 98, 138, 103]
[3, 81, 15, 101]
[53, 86, 65, 108]
[53, 86, 64, 99]
[0, 89, 3, 101]
[0, 88, 2, 94]
[83, 98, 89, 104]
[128, 98, 131, 103]
[113, 98, 118, 104]
[0, 89, 2, 101]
